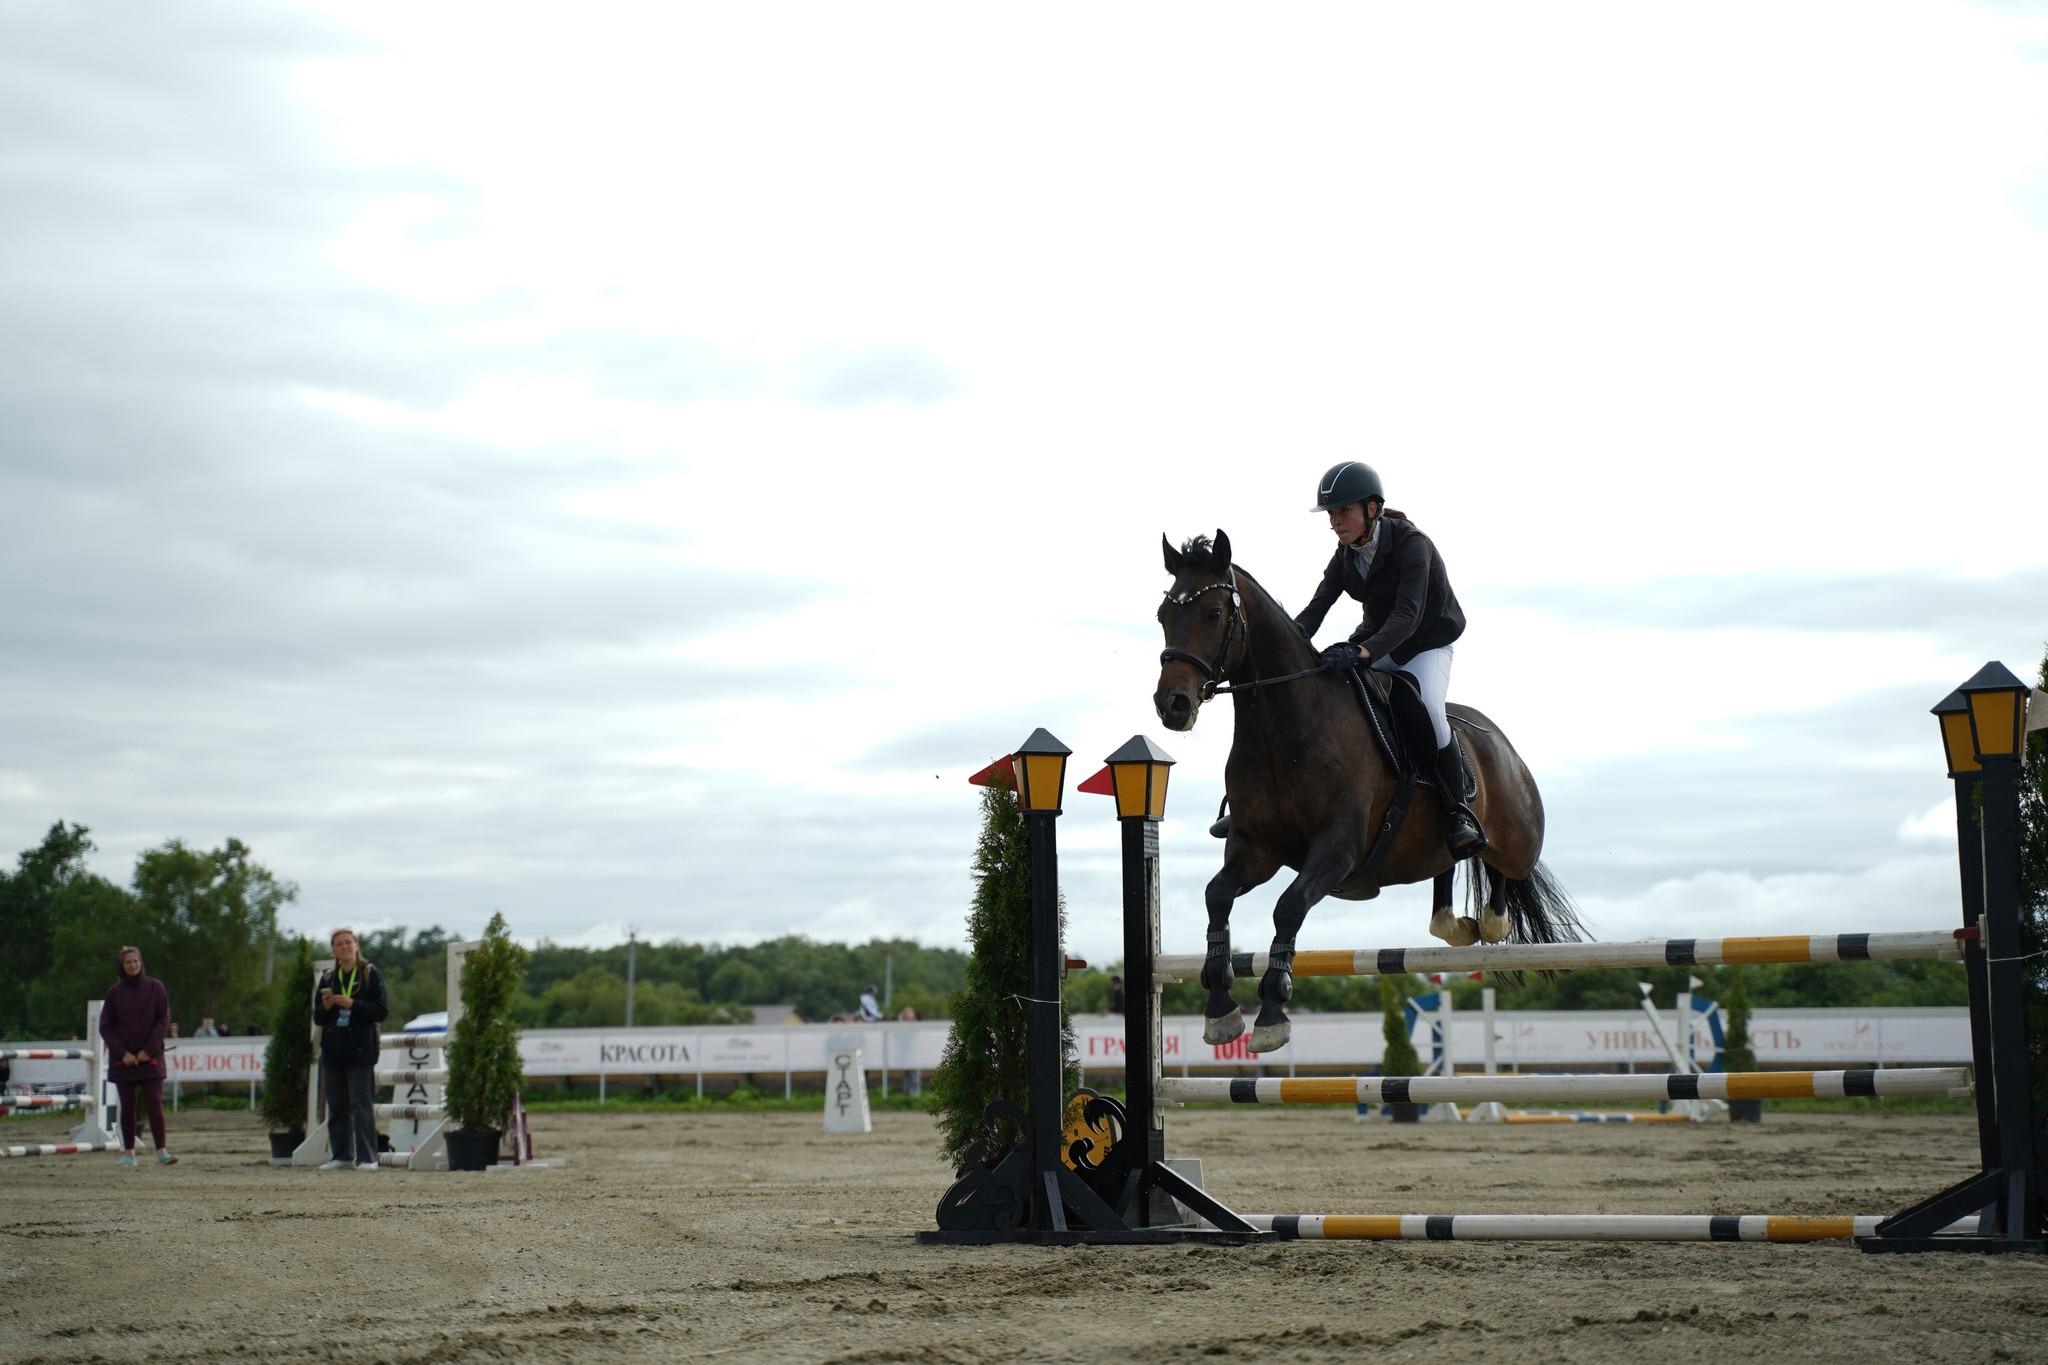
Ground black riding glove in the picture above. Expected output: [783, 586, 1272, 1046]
[1318, 643, 1362, 672]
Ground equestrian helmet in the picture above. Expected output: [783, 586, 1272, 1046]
[1311, 461, 1384, 512]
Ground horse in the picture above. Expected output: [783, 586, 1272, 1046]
[1153, 530, 1583, 1053]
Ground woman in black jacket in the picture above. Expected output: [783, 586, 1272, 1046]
[1294, 460, 1484, 857]
[313, 926, 389, 1171]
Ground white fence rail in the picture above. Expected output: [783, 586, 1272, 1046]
[0, 1006, 1973, 1100]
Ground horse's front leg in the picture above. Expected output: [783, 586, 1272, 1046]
[1201, 848, 1279, 1045]
[1249, 844, 1356, 1054]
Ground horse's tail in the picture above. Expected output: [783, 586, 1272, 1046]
[1474, 859, 1586, 946]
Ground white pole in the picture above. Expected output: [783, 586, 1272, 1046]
[1482, 987, 1497, 1076]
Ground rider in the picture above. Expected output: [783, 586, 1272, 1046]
[1254, 460, 1485, 857]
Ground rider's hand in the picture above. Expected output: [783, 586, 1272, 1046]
[1318, 643, 1361, 671]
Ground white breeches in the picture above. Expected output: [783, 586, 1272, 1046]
[1376, 644, 1454, 748]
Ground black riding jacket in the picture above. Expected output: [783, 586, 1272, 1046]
[1293, 514, 1466, 665]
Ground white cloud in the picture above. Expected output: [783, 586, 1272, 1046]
[2, 1, 2043, 959]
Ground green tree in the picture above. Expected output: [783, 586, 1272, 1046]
[1722, 966, 1757, 1071]
[445, 913, 531, 1134]
[260, 940, 318, 1132]
[931, 781, 1072, 1171]
[1, 823, 143, 1038]
[131, 837, 297, 1029]
[1380, 975, 1422, 1077]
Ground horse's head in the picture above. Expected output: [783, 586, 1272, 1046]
[1155, 530, 1243, 732]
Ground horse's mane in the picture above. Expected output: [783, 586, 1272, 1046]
[1175, 535, 1301, 641]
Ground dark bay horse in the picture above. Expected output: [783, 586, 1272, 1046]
[1154, 530, 1582, 1052]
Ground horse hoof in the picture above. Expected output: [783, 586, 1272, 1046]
[1248, 1021, 1291, 1053]
[1204, 1008, 1245, 1045]
[1479, 915, 1511, 945]
[1429, 913, 1481, 947]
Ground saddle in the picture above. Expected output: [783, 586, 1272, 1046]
[1346, 664, 1477, 801]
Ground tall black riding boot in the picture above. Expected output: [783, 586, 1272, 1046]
[1434, 740, 1486, 857]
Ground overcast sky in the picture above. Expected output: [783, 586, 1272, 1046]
[3, 2, 2045, 973]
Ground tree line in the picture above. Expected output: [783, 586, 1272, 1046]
[0, 821, 971, 1039]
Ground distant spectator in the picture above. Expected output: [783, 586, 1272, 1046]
[896, 1006, 920, 1022]
[100, 946, 175, 1168]
[167, 1022, 182, 1040]
[858, 985, 883, 1023]
[1109, 974, 1125, 1016]
[314, 927, 390, 1172]
[195, 1017, 223, 1038]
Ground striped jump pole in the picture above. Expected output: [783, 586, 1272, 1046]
[2, 1142, 119, 1159]
[372, 1104, 444, 1121]
[1239, 1214, 1981, 1243]
[1159, 1067, 1972, 1107]
[0, 1049, 97, 1061]
[381, 1033, 448, 1051]
[1493, 1112, 1702, 1125]
[1154, 929, 1966, 983]
[372, 1070, 448, 1085]
[0, 1095, 92, 1112]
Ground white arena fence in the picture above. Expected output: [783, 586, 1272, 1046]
[5, 1006, 1973, 1107]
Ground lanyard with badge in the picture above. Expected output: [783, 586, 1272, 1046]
[336, 966, 357, 1028]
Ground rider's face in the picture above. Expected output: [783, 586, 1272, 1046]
[1328, 501, 1369, 544]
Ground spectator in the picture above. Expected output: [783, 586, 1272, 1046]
[167, 1022, 182, 1040]
[314, 927, 390, 1172]
[99, 946, 175, 1168]
[1109, 974, 1125, 1016]
[896, 1006, 920, 1022]
[195, 1017, 223, 1038]
[858, 985, 883, 1023]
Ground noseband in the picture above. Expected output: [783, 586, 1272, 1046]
[1159, 573, 1246, 701]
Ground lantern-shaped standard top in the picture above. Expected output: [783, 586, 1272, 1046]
[1105, 734, 1175, 821]
[1011, 728, 1072, 813]
[1930, 690, 1981, 778]
[1957, 661, 2030, 762]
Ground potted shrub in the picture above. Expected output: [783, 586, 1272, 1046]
[1379, 975, 1423, 1123]
[444, 913, 530, 1170]
[260, 940, 316, 1162]
[1722, 967, 1763, 1123]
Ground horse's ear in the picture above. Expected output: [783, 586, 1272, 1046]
[1162, 533, 1183, 576]
[1214, 529, 1232, 568]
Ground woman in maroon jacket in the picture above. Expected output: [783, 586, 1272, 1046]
[99, 946, 176, 1167]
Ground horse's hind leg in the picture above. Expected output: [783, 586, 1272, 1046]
[1249, 844, 1354, 1054]
[1429, 867, 1482, 946]
[1201, 849, 1279, 1045]
[1479, 863, 1512, 944]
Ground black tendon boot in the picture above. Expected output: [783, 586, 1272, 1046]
[1434, 740, 1486, 857]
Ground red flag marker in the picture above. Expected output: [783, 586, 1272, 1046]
[968, 756, 1014, 788]
[1076, 766, 1115, 796]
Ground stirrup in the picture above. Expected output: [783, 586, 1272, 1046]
[1446, 816, 1486, 858]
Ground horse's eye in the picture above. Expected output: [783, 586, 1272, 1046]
[1203, 607, 1223, 624]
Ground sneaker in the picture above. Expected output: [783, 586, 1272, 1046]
[354, 1160, 380, 1172]
[318, 1158, 349, 1171]
[156, 1151, 177, 1166]
[116, 1153, 137, 1168]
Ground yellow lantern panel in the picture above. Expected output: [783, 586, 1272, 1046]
[1110, 764, 1148, 820]
[1967, 690, 2020, 760]
[1015, 752, 1068, 812]
[1939, 712, 1981, 775]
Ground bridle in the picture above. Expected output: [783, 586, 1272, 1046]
[1159, 570, 1326, 700]
[1159, 574, 1246, 700]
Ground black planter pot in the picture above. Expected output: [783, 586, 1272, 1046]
[1386, 1101, 1423, 1124]
[446, 1127, 502, 1171]
[268, 1130, 304, 1161]
[1728, 1099, 1764, 1123]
